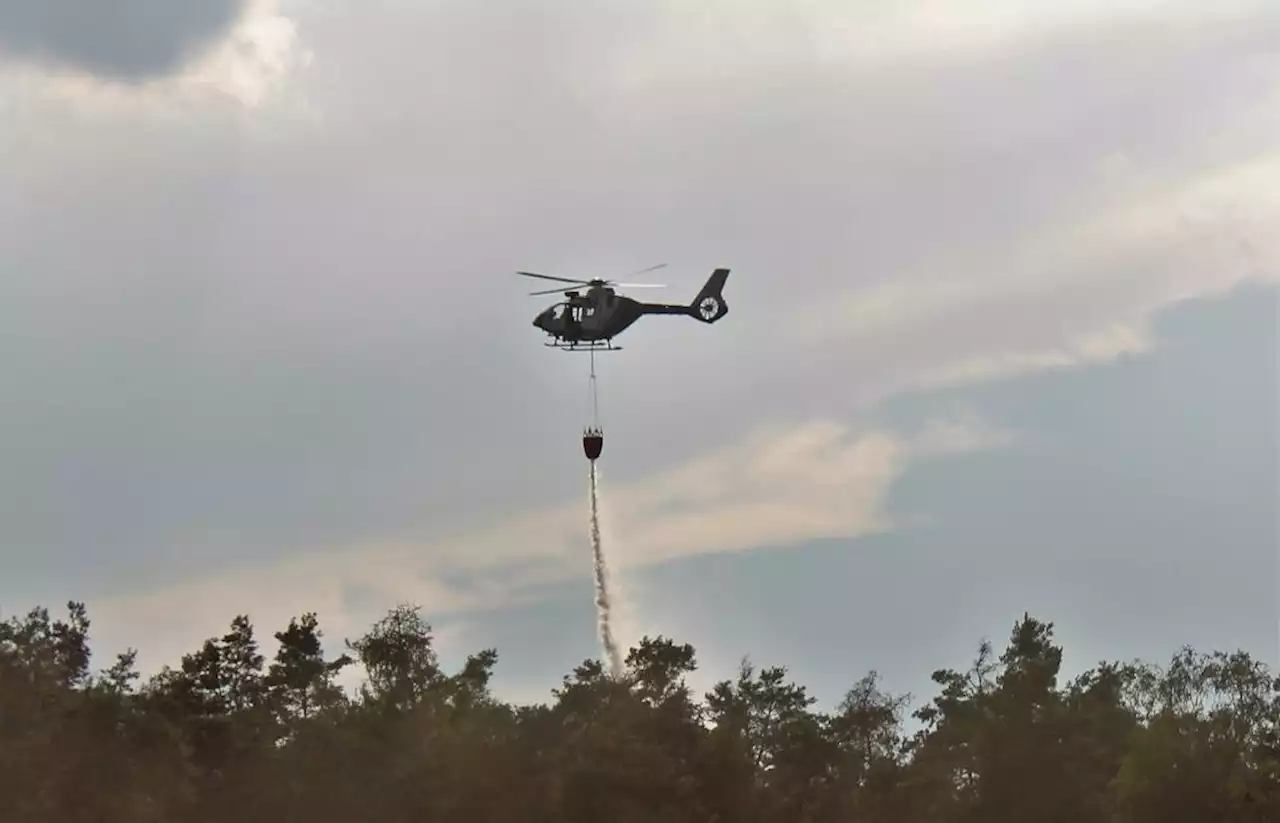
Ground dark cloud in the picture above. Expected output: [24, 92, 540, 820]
[0, 0, 248, 79]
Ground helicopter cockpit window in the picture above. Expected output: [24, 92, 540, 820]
[551, 303, 566, 320]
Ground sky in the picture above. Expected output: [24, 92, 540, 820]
[0, 0, 1276, 709]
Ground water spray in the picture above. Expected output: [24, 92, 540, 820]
[589, 462, 623, 677]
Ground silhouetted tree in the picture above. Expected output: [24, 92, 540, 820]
[0, 598, 1276, 822]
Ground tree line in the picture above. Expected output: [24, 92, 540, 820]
[1, 600, 1276, 821]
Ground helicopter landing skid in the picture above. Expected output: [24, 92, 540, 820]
[544, 340, 622, 352]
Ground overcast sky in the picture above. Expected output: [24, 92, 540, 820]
[1, 0, 1276, 705]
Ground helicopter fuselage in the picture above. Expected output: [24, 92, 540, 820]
[533, 288, 681, 344]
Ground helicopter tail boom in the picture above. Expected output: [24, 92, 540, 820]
[636, 268, 730, 323]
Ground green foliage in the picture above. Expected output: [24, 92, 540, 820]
[0, 600, 1275, 821]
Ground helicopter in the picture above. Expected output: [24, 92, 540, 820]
[521, 264, 730, 350]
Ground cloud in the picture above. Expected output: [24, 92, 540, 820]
[0, 0, 250, 80]
[587, 0, 1273, 87]
[770, 151, 1279, 403]
[915, 323, 1155, 389]
[1, 0, 1276, 682]
[0, 0, 309, 111]
[602, 417, 1013, 568]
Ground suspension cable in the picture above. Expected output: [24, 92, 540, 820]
[589, 346, 600, 430]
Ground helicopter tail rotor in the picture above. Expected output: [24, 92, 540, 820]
[688, 268, 730, 323]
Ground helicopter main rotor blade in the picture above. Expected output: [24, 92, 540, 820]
[517, 271, 591, 285]
[618, 262, 668, 278]
[528, 282, 665, 295]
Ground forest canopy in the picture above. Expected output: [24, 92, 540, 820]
[1, 600, 1276, 822]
